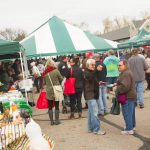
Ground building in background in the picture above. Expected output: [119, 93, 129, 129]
[100, 20, 145, 43]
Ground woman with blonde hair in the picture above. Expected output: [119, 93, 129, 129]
[42, 57, 63, 125]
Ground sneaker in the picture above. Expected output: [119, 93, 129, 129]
[93, 130, 106, 135]
[133, 127, 136, 131]
[121, 130, 134, 135]
[124, 127, 136, 131]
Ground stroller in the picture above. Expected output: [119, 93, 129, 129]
[62, 95, 70, 114]
[62, 95, 78, 114]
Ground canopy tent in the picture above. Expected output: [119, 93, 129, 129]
[135, 33, 150, 46]
[20, 16, 118, 57]
[0, 38, 29, 79]
[0, 39, 22, 55]
[0, 38, 30, 102]
[117, 28, 150, 49]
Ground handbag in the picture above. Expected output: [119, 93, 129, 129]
[48, 74, 64, 101]
[117, 93, 127, 105]
[110, 97, 120, 115]
[64, 68, 76, 95]
[36, 90, 49, 109]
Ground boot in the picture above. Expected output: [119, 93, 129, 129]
[55, 110, 61, 125]
[78, 112, 82, 118]
[68, 112, 75, 119]
[48, 110, 54, 125]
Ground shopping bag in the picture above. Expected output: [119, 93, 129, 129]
[36, 91, 49, 109]
[110, 97, 120, 115]
[64, 67, 76, 95]
[64, 77, 76, 95]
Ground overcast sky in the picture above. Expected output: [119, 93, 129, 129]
[0, 0, 150, 34]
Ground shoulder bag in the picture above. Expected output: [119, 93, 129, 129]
[48, 74, 64, 101]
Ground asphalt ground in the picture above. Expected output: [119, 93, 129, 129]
[31, 89, 150, 150]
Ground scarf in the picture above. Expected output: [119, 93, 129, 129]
[42, 66, 56, 77]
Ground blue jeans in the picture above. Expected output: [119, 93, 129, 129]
[87, 100, 100, 132]
[135, 81, 144, 105]
[97, 86, 108, 114]
[122, 100, 136, 130]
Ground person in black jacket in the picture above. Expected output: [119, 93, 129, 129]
[83, 58, 106, 135]
[66, 58, 83, 119]
[58, 56, 68, 77]
[93, 53, 108, 115]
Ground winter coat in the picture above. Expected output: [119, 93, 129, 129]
[83, 69, 99, 100]
[58, 61, 68, 77]
[44, 69, 63, 100]
[116, 69, 137, 100]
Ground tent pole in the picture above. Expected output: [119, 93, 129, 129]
[19, 51, 25, 79]
[22, 51, 29, 78]
[117, 50, 120, 58]
[19, 50, 28, 103]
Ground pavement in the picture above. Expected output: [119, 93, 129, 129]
[31, 89, 150, 150]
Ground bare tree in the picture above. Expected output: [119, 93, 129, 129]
[140, 11, 150, 19]
[103, 17, 113, 33]
[0, 28, 27, 41]
[122, 16, 130, 27]
[114, 16, 122, 29]
[102, 16, 131, 33]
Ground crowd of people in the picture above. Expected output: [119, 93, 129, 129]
[0, 48, 149, 136]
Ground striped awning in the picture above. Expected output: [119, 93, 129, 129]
[20, 16, 118, 57]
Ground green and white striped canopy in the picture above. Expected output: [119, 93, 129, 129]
[20, 16, 118, 57]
